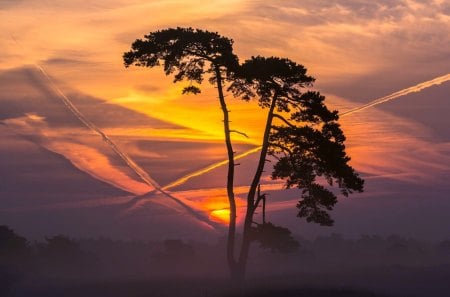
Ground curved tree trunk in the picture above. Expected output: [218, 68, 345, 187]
[215, 67, 239, 278]
[236, 94, 278, 279]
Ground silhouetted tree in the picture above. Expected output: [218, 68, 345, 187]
[124, 29, 364, 282]
[251, 222, 299, 253]
[37, 235, 96, 276]
[123, 27, 242, 279]
[0, 226, 32, 295]
[229, 56, 364, 278]
[0, 225, 30, 260]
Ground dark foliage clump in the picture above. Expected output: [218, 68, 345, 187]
[250, 222, 299, 253]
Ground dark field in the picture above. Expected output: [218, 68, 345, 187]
[2, 226, 450, 297]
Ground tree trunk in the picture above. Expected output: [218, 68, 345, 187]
[215, 67, 238, 275]
[236, 94, 278, 280]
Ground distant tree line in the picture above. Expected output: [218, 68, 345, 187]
[2, 225, 450, 295]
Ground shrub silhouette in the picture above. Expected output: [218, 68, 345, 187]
[0, 225, 32, 296]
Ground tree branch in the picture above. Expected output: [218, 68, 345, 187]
[254, 193, 266, 210]
[230, 130, 249, 138]
[272, 113, 296, 128]
[269, 142, 293, 155]
[184, 47, 211, 61]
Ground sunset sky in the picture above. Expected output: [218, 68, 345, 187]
[1, 0, 450, 241]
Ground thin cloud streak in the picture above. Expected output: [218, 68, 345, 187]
[340, 73, 450, 116]
[34, 65, 160, 190]
[2, 114, 153, 195]
[162, 146, 262, 191]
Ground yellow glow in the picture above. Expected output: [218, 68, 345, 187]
[103, 127, 223, 142]
[203, 197, 233, 224]
[210, 208, 230, 224]
[170, 187, 248, 225]
[111, 86, 266, 144]
[205, 194, 246, 225]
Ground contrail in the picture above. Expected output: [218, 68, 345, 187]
[10, 35, 163, 190]
[33, 64, 218, 229]
[162, 146, 262, 191]
[8, 35, 171, 210]
[35, 65, 161, 189]
[9, 34, 219, 229]
[340, 73, 450, 116]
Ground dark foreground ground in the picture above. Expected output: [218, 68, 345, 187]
[7, 266, 450, 297]
[9, 278, 392, 297]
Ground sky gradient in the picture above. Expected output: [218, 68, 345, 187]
[1, 0, 449, 241]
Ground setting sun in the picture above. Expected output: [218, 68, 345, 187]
[198, 195, 245, 225]
[210, 208, 230, 224]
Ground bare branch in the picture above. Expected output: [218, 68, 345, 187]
[254, 193, 266, 210]
[230, 130, 249, 138]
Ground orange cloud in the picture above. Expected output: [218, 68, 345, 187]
[3, 114, 153, 195]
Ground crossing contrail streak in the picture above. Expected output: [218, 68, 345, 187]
[124, 146, 262, 214]
[10, 27, 216, 228]
[162, 146, 262, 191]
[9, 35, 165, 193]
[122, 146, 262, 214]
[35, 65, 161, 189]
[9, 36, 156, 191]
[33, 64, 218, 229]
[340, 73, 450, 116]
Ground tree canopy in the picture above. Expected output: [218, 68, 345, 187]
[231, 56, 363, 227]
[124, 27, 239, 94]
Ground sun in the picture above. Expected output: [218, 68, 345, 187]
[209, 208, 230, 224]
[205, 199, 231, 224]
[200, 195, 244, 225]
